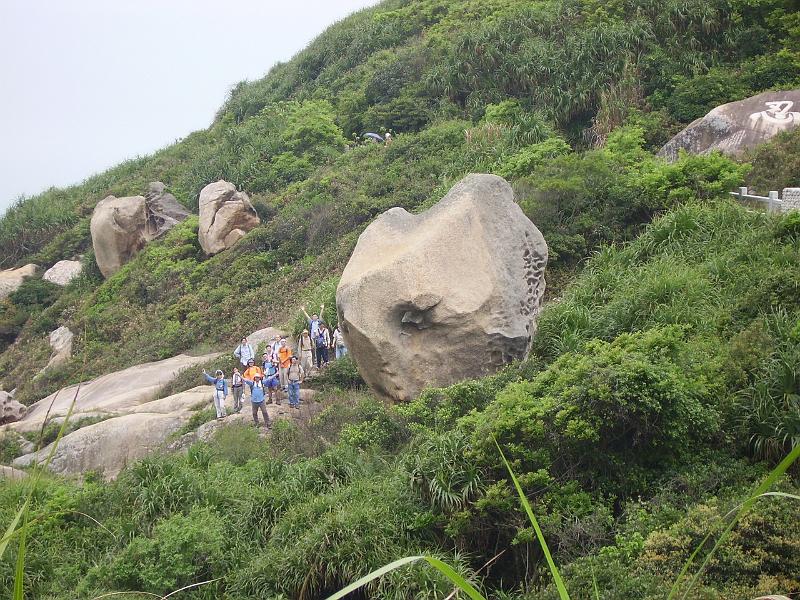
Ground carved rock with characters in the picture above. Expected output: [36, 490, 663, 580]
[658, 89, 800, 161]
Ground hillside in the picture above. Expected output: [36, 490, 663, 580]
[1, 0, 800, 598]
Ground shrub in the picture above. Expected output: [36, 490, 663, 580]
[82, 506, 230, 595]
[313, 354, 365, 390]
[464, 327, 717, 495]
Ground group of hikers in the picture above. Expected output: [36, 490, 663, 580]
[202, 304, 347, 428]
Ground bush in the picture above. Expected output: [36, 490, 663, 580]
[82, 506, 230, 595]
[464, 327, 717, 495]
[313, 354, 365, 389]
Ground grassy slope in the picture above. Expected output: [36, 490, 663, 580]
[0, 201, 797, 599]
[0, 1, 799, 596]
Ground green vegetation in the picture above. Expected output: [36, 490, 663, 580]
[1, 0, 799, 597]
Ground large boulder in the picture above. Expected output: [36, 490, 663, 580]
[42, 260, 83, 286]
[90, 194, 148, 278]
[198, 180, 260, 255]
[46, 325, 73, 369]
[0, 264, 37, 300]
[1, 390, 26, 424]
[658, 89, 800, 161]
[336, 173, 547, 403]
[90, 182, 190, 278]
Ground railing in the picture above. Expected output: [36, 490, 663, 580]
[729, 187, 784, 212]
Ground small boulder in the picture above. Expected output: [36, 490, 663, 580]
[658, 89, 800, 161]
[1, 390, 26, 424]
[42, 260, 83, 286]
[198, 180, 260, 255]
[337, 173, 548, 403]
[0, 264, 38, 300]
[46, 325, 74, 369]
[90, 182, 190, 278]
[144, 181, 190, 239]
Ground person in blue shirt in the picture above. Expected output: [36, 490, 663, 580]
[263, 358, 281, 405]
[233, 337, 255, 369]
[202, 369, 228, 419]
[242, 373, 271, 427]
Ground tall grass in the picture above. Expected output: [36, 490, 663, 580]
[325, 442, 800, 600]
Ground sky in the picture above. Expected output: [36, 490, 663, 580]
[0, 0, 377, 214]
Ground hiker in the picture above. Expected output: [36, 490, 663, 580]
[286, 355, 305, 409]
[315, 322, 331, 367]
[301, 304, 325, 338]
[233, 337, 255, 368]
[384, 131, 392, 144]
[231, 367, 244, 413]
[268, 335, 281, 359]
[277, 338, 293, 391]
[243, 358, 263, 381]
[297, 328, 314, 372]
[333, 324, 347, 359]
[264, 358, 281, 405]
[202, 369, 228, 420]
[242, 373, 271, 427]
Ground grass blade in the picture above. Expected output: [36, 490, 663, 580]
[671, 444, 800, 600]
[591, 565, 600, 600]
[324, 555, 486, 600]
[495, 439, 571, 600]
[324, 556, 427, 600]
[13, 513, 27, 600]
[0, 499, 28, 560]
[422, 556, 486, 600]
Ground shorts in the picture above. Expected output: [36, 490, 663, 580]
[265, 377, 279, 389]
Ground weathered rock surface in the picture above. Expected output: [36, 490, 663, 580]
[0, 465, 27, 480]
[144, 181, 190, 239]
[14, 410, 188, 479]
[198, 180, 260, 255]
[337, 173, 547, 402]
[46, 325, 74, 369]
[658, 89, 800, 161]
[0, 264, 37, 300]
[3, 352, 220, 434]
[1, 390, 26, 424]
[42, 260, 83, 286]
[11, 385, 209, 478]
[90, 182, 190, 277]
[13, 385, 321, 478]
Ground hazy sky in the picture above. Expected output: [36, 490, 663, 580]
[0, 0, 377, 214]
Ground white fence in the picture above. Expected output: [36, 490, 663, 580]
[729, 187, 800, 213]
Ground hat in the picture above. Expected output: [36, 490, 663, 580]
[254, 373, 263, 380]
[215, 369, 223, 377]
[303, 329, 309, 333]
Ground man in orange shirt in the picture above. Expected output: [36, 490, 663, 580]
[242, 359, 263, 399]
[277, 338, 293, 391]
[242, 358, 263, 380]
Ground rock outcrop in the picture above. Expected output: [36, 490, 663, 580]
[0, 465, 27, 480]
[198, 180, 260, 255]
[90, 182, 190, 277]
[337, 173, 547, 403]
[42, 260, 83, 286]
[0, 264, 37, 300]
[1, 390, 26, 424]
[3, 352, 220, 434]
[658, 89, 800, 161]
[13, 387, 210, 479]
[46, 325, 73, 369]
